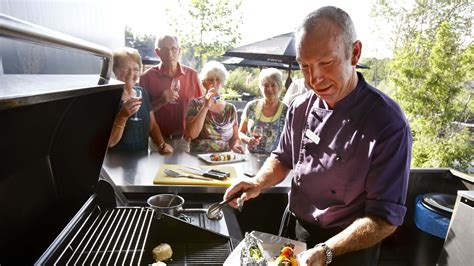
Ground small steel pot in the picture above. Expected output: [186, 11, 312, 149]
[147, 194, 184, 219]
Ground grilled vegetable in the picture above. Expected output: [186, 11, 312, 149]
[209, 153, 235, 161]
[274, 243, 298, 266]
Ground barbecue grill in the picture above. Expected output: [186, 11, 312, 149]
[0, 14, 235, 265]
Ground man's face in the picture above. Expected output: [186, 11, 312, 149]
[296, 20, 359, 107]
[157, 37, 180, 67]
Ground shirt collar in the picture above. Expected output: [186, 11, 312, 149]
[154, 62, 186, 78]
[328, 71, 367, 111]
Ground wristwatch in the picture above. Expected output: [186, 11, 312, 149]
[315, 242, 333, 265]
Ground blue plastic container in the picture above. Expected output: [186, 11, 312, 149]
[414, 195, 451, 238]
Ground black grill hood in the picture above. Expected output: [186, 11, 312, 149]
[0, 75, 122, 264]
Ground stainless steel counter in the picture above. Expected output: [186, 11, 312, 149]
[101, 150, 292, 194]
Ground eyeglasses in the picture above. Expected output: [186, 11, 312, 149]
[117, 65, 140, 73]
[160, 47, 179, 54]
[205, 77, 222, 84]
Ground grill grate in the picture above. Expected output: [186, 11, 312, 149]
[166, 241, 231, 265]
[54, 207, 153, 265]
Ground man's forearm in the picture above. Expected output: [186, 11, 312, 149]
[255, 156, 291, 189]
[326, 215, 397, 257]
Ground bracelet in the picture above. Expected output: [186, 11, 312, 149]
[315, 243, 333, 265]
[114, 123, 125, 129]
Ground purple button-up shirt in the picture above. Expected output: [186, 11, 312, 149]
[273, 73, 412, 228]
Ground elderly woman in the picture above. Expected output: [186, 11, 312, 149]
[239, 68, 288, 153]
[186, 61, 244, 153]
[108, 47, 173, 153]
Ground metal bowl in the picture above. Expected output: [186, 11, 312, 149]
[147, 194, 184, 218]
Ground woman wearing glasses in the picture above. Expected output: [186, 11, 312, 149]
[108, 47, 173, 153]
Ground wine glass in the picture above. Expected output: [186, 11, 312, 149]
[170, 79, 180, 104]
[251, 124, 263, 141]
[250, 124, 264, 160]
[130, 89, 142, 121]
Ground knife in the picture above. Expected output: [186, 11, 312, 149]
[179, 167, 228, 180]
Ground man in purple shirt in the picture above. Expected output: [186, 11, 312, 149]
[224, 6, 412, 266]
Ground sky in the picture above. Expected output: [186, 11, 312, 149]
[123, 0, 393, 58]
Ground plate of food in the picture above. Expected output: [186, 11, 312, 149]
[197, 152, 246, 164]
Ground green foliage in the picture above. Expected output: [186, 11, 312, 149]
[359, 57, 391, 91]
[225, 68, 260, 97]
[375, 0, 474, 172]
[125, 26, 156, 59]
[166, 0, 243, 69]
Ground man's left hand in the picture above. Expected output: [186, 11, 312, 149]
[297, 246, 326, 266]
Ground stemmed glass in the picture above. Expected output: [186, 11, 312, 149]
[250, 124, 264, 161]
[251, 124, 263, 142]
[170, 79, 180, 104]
[130, 89, 142, 121]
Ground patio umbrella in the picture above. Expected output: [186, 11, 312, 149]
[221, 57, 299, 71]
[223, 32, 296, 65]
[223, 32, 369, 88]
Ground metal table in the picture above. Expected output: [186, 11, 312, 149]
[102, 150, 292, 194]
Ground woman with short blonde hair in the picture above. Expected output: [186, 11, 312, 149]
[239, 68, 288, 153]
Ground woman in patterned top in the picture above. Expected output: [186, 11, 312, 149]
[239, 68, 288, 153]
[108, 47, 173, 153]
[186, 61, 245, 153]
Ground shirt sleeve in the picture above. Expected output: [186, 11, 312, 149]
[191, 71, 203, 98]
[240, 101, 251, 123]
[186, 98, 200, 117]
[365, 122, 412, 226]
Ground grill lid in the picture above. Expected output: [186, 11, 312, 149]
[0, 79, 122, 264]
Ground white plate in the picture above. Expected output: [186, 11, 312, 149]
[224, 231, 306, 265]
[197, 152, 246, 164]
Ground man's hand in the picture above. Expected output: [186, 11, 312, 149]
[162, 89, 179, 104]
[223, 180, 261, 209]
[297, 245, 326, 266]
[159, 142, 173, 154]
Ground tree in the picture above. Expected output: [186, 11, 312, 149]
[166, 0, 243, 69]
[358, 57, 391, 88]
[372, 1, 473, 172]
[125, 26, 157, 60]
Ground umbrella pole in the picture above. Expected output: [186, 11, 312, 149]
[285, 64, 293, 89]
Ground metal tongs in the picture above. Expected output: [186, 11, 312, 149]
[180, 166, 230, 180]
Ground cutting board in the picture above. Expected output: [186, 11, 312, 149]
[153, 164, 237, 186]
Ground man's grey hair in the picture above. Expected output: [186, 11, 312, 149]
[298, 6, 357, 58]
[155, 35, 180, 48]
